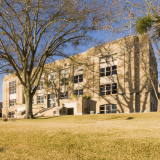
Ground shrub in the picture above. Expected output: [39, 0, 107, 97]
[73, 95, 77, 98]
[82, 95, 87, 98]
[3, 118, 8, 122]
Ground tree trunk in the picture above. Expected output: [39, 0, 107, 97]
[24, 90, 34, 119]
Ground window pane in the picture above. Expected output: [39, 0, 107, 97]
[112, 104, 117, 110]
[74, 76, 78, 80]
[79, 75, 83, 79]
[74, 80, 78, 83]
[106, 67, 110, 71]
[112, 110, 117, 113]
[106, 110, 109, 113]
[106, 91, 110, 95]
[112, 83, 117, 89]
[100, 68, 105, 72]
[100, 106, 104, 110]
[48, 94, 54, 99]
[79, 89, 83, 95]
[112, 90, 117, 94]
[74, 90, 78, 95]
[106, 84, 111, 90]
[100, 92, 105, 96]
[106, 71, 111, 76]
[100, 73, 105, 77]
[100, 85, 105, 91]
[106, 105, 110, 110]
[112, 70, 117, 75]
[112, 66, 117, 70]
[100, 111, 105, 114]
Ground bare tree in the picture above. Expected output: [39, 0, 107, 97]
[0, 0, 115, 118]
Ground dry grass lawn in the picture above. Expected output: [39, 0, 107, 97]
[0, 112, 160, 160]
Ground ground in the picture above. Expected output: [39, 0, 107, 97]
[0, 112, 160, 160]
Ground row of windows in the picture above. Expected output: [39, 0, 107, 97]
[100, 83, 117, 95]
[10, 99, 16, 106]
[100, 104, 117, 114]
[10, 81, 16, 94]
[100, 66, 117, 77]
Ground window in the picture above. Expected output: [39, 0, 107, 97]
[38, 96, 44, 103]
[100, 68, 105, 77]
[10, 81, 16, 94]
[100, 83, 117, 95]
[112, 83, 117, 94]
[60, 78, 68, 86]
[48, 94, 55, 107]
[74, 89, 83, 97]
[100, 104, 117, 114]
[48, 73, 56, 88]
[100, 65, 117, 77]
[74, 75, 83, 83]
[74, 65, 83, 72]
[106, 84, 111, 95]
[112, 66, 117, 75]
[60, 69, 68, 86]
[112, 104, 117, 113]
[106, 67, 111, 76]
[60, 92, 68, 99]
[10, 99, 16, 106]
[32, 98, 34, 104]
[38, 81, 44, 90]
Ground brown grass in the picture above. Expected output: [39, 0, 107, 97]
[0, 112, 160, 160]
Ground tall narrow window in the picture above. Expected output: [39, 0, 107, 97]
[74, 65, 83, 83]
[48, 72, 56, 88]
[112, 66, 117, 75]
[112, 83, 117, 94]
[100, 85, 105, 95]
[10, 81, 16, 94]
[106, 84, 111, 95]
[106, 67, 111, 76]
[100, 68, 105, 77]
[38, 81, 44, 90]
[38, 96, 44, 103]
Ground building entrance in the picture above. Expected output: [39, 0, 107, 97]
[48, 94, 55, 107]
[68, 108, 74, 115]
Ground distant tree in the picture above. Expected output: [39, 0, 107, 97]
[0, 0, 113, 118]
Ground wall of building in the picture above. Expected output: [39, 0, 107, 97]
[2, 34, 158, 117]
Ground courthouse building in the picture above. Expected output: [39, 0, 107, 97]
[2, 34, 158, 117]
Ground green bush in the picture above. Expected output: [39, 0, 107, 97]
[82, 95, 87, 98]
[73, 95, 77, 98]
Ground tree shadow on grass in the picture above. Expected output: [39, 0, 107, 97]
[0, 148, 4, 152]
[34, 116, 59, 119]
[126, 117, 134, 120]
[110, 116, 121, 120]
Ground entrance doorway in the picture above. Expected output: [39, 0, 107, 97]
[68, 108, 74, 115]
[48, 94, 55, 107]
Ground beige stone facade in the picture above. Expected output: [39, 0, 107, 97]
[2, 34, 158, 117]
